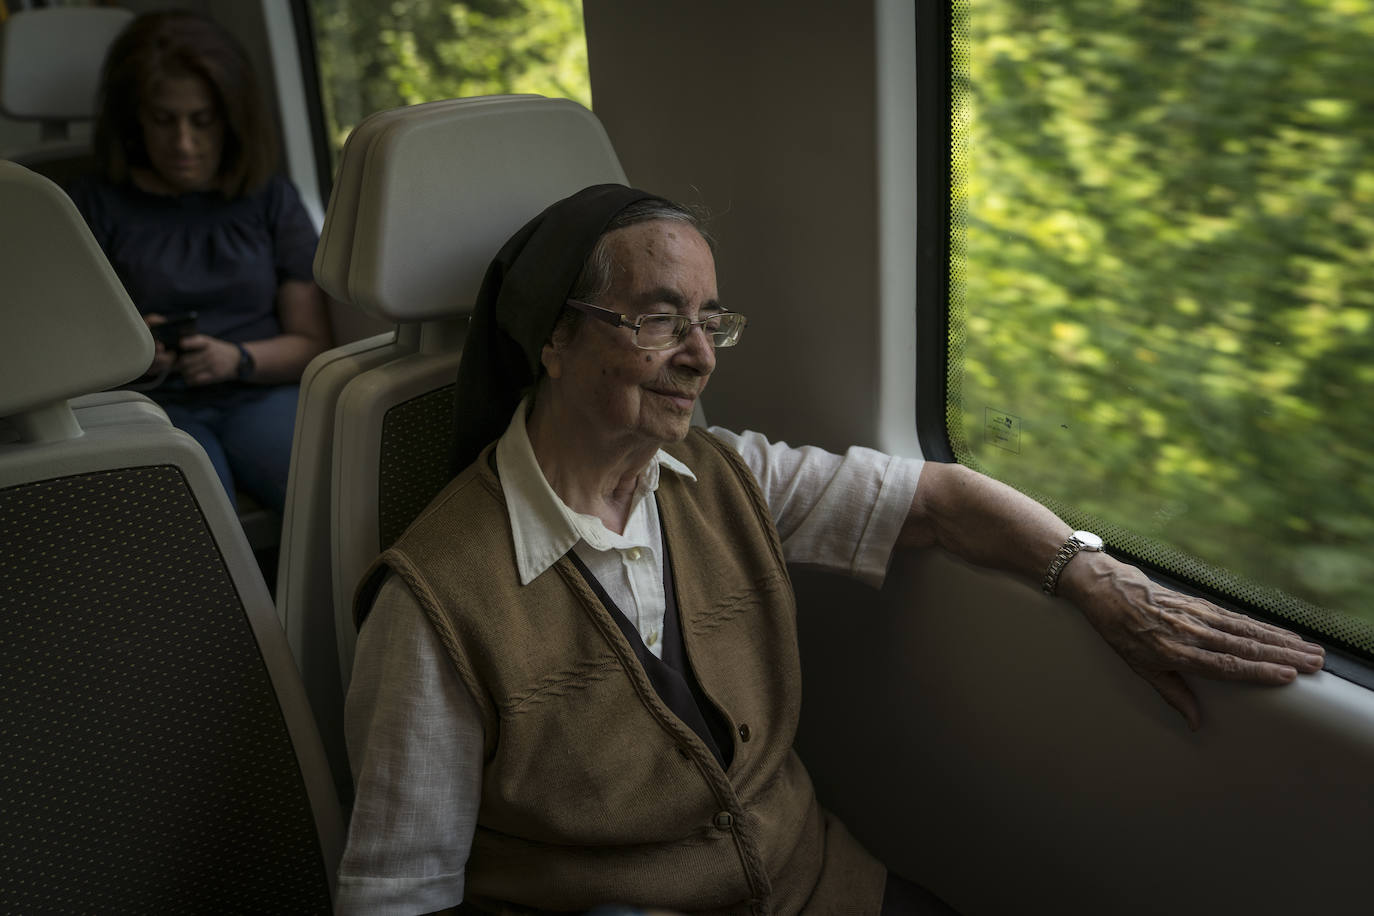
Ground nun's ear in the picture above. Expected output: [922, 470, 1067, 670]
[540, 340, 564, 380]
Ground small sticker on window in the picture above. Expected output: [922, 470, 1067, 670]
[985, 408, 1021, 453]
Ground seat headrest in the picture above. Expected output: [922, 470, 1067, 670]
[0, 160, 151, 418]
[314, 95, 628, 323]
[0, 7, 134, 121]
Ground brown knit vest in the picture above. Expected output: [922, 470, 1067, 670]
[357, 429, 884, 914]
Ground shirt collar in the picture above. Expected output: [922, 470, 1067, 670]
[495, 395, 696, 585]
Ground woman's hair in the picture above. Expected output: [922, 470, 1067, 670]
[92, 10, 278, 196]
[567, 198, 715, 305]
[549, 197, 715, 347]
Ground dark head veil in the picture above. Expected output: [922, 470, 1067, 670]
[450, 183, 655, 474]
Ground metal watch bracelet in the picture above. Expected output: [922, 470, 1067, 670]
[1041, 531, 1103, 596]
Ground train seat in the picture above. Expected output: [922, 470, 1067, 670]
[276, 332, 397, 806]
[275, 100, 471, 804]
[270, 100, 517, 803]
[276, 94, 627, 804]
[0, 6, 133, 186]
[0, 160, 344, 912]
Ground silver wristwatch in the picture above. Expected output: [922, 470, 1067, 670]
[1041, 530, 1104, 596]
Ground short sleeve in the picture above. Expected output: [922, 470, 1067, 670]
[264, 175, 319, 286]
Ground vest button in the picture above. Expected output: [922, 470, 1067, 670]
[713, 811, 734, 830]
[738, 723, 751, 742]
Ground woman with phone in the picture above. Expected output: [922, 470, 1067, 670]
[68, 10, 332, 516]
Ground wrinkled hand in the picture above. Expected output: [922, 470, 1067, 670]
[1062, 554, 1325, 730]
[177, 334, 240, 386]
[143, 313, 177, 375]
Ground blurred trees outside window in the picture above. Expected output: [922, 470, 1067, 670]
[308, 0, 590, 168]
[951, 0, 1374, 650]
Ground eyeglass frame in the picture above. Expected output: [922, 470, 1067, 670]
[564, 298, 747, 350]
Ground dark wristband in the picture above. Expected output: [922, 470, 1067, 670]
[234, 342, 256, 380]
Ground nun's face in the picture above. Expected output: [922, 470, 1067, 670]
[541, 220, 718, 451]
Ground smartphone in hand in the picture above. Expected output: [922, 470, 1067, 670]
[151, 311, 199, 351]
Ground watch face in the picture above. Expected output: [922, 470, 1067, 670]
[1073, 530, 1104, 551]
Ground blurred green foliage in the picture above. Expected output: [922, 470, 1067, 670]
[309, 0, 590, 168]
[953, 0, 1374, 640]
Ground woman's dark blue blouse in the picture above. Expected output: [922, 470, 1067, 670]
[67, 173, 318, 345]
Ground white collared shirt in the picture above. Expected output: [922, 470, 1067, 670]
[496, 397, 697, 654]
[336, 401, 923, 914]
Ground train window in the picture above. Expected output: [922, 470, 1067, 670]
[939, 0, 1374, 657]
[305, 0, 592, 169]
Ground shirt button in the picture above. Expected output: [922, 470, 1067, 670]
[627, 547, 642, 561]
[738, 723, 751, 742]
[713, 811, 734, 830]
[646, 630, 659, 647]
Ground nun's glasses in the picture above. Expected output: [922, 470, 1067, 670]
[565, 299, 747, 350]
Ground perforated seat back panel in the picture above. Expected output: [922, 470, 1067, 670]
[378, 384, 457, 550]
[0, 466, 331, 913]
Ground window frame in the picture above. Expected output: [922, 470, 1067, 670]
[915, 0, 955, 466]
[288, 0, 338, 209]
